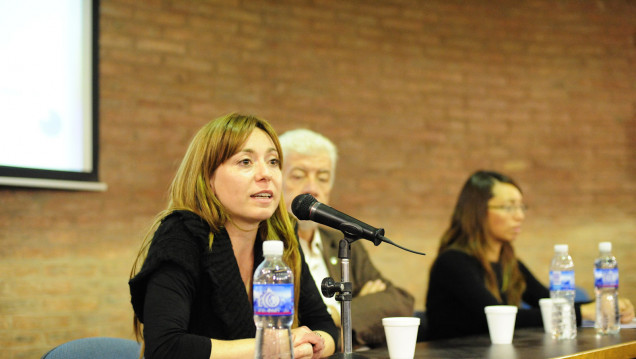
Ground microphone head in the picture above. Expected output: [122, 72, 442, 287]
[291, 193, 317, 220]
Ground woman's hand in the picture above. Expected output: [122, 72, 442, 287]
[291, 326, 324, 359]
[580, 302, 595, 321]
[619, 298, 634, 323]
[580, 298, 635, 324]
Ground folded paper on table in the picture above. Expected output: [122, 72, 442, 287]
[581, 318, 636, 329]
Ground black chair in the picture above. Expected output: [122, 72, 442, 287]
[521, 286, 592, 309]
[41, 337, 141, 359]
[414, 310, 429, 342]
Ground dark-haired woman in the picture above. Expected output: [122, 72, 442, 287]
[425, 170, 633, 340]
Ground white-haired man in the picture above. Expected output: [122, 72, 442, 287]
[279, 128, 415, 348]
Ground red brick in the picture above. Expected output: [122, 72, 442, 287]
[2, 1, 636, 357]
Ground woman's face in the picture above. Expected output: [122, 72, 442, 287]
[211, 128, 282, 228]
[485, 182, 526, 244]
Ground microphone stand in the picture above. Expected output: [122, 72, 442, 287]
[321, 233, 370, 359]
[318, 220, 425, 358]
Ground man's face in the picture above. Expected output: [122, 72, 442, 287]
[282, 151, 333, 219]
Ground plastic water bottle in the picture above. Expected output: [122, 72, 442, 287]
[549, 244, 577, 340]
[594, 241, 620, 335]
[253, 241, 294, 359]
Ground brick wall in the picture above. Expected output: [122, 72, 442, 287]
[1, 0, 635, 357]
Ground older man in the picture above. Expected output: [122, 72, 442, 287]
[279, 128, 414, 347]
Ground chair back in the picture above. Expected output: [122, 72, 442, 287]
[41, 337, 141, 359]
[414, 310, 429, 342]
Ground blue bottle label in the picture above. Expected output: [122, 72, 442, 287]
[253, 283, 294, 316]
[549, 270, 575, 291]
[594, 268, 618, 288]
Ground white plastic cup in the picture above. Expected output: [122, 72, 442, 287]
[382, 317, 420, 359]
[484, 305, 518, 344]
[539, 298, 554, 333]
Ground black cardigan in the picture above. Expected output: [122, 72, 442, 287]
[426, 249, 583, 340]
[129, 210, 338, 359]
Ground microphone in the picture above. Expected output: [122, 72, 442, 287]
[291, 194, 426, 255]
[291, 193, 386, 246]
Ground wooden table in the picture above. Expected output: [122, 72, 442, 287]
[331, 327, 636, 359]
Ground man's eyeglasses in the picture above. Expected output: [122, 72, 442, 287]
[488, 204, 529, 214]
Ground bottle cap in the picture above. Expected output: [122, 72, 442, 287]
[599, 241, 612, 252]
[554, 244, 568, 253]
[263, 240, 284, 256]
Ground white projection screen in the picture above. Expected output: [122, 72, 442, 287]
[0, 0, 106, 191]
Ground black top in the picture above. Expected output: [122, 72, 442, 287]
[426, 249, 582, 340]
[129, 210, 338, 359]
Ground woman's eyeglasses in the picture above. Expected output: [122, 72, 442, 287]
[488, 204, 529, 214]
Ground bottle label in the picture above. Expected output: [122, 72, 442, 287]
[549, 270, 575, 291]
[253, 283, 294, 316]
[594, 268, 618, 288]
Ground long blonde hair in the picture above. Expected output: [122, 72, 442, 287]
[130, 113, 301, 340]
[437, 170, 526, 306]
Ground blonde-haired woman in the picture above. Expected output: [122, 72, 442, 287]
[129, 113, 337, 359]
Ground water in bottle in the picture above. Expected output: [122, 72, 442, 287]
[253, 240, 294, 359]
[594, 241, 620, 335]
[549, 244, 577, 340]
